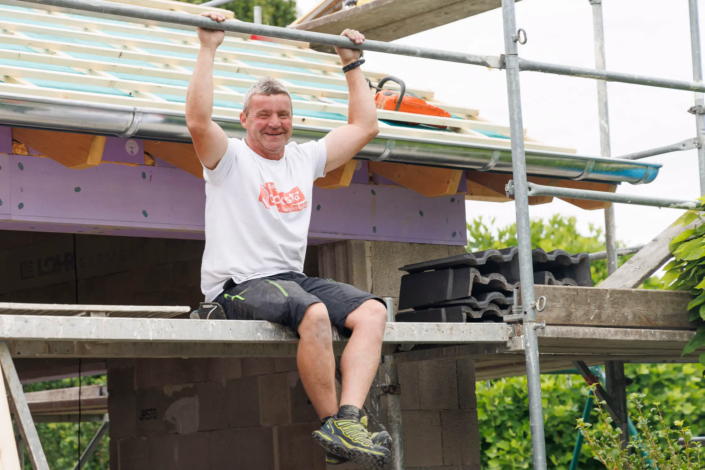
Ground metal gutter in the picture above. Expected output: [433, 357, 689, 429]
[0, 93, 661, 184]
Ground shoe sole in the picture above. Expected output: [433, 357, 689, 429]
[312, 432, 389, 469]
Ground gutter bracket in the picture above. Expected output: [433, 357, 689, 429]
[571, 160, 595, 181]
[118, 109, 144, 138]
[479, 149, 502, 172]
[505, 179, 516, 198]
[372, 140, 396, 162]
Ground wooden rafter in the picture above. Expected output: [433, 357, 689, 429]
[143, 141, 202, 178]
[554, 180, 617, 210]
[314, 160, 357, 189]
[465, 171, 554, 205]
[12, 128, 105, 169]
[369, 162, 463, 197]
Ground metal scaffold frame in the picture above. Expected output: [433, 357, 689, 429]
[2, 0, 705, 468]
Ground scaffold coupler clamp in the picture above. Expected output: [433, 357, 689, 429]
[688, 105, 705, 115]
[373, 382, 401, 397]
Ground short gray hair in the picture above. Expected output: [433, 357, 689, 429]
[242, 77, 292, 115]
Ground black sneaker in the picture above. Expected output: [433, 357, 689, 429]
[325, 416, 392, 465]
[313, 408, 390, 469]
[190, 302, 227, 320]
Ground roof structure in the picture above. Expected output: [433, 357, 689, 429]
[0, 0, 661, 243]
[292, 0, 514, 45]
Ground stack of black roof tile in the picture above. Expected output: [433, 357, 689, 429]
[396, 247, 592, 323]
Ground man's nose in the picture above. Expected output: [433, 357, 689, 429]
[268, 115, 281, 128]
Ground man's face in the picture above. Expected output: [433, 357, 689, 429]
[241, 93, 294, 154]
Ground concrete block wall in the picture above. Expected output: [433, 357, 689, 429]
[109, 357, 328, 470]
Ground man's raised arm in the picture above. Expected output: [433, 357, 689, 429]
[324, 30, 380, 173]
[186, 12, 229, 171]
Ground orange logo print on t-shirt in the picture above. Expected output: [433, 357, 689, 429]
[258, 182, 308, 213]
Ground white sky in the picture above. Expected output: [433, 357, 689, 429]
[296, 0, 703, 247]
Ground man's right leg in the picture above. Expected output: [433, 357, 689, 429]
[296, 302, 338, 419]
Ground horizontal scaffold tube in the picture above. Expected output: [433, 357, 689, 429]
[618, 138, 701, 161]
[0, 93, 661, 184]
[10, 0, 705, 95]
[506, 181, 705, 211]
[588, 245, 645, 261]
[519, 59, 705, 94]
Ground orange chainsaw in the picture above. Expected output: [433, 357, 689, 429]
[372, 76, 451, 129]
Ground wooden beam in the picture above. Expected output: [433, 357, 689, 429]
[534, 285, 693, 329]
[0, 361, 21, 470]
[369, 162, 463, 197]
[143, 141, 202, 179]
[555, 179, 617, 210]
[294, 0, 514, 44]
[600, 219, 700, 289]
[465, 171, 554, 205]
[11, 128, 104, 170]
[314, 159, 357, 189]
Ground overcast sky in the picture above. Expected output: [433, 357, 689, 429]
[296, 0, 703, 248]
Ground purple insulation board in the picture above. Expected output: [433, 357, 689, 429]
[0, 152, 466, 245]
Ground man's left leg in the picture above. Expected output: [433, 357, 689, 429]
[339, 299, 387, 408]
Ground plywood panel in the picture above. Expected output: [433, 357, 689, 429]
[369, 162, 463, 197]
[143, 141, 202, 179]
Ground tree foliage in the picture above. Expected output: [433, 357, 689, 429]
[467, 215, 703, 469]
[176, 0, 298, 27]
[662, 209, 705, 366]
[21, 376, 109, 470]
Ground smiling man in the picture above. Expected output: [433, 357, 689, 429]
[185, 12, 390, 469]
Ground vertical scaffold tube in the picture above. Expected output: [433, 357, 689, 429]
[500, 1, 548, 468]
[689, 0, 705, 195]
[383, 297, 404, 470]
[589, 0, 618, 274]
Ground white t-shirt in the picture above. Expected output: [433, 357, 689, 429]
[200, 137, 327, 302]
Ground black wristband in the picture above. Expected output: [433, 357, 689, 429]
[343, 58, 365, 73]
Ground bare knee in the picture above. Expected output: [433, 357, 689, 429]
[346, 300, 388, 332]
[299, 303, 332, 341]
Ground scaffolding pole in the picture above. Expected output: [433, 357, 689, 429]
[690, 0, 705, 195]
[589, 0, 628, 450]
[501, 1, 548, 468]
[589, 0, 618, 276]
[508, 181, 705, 210]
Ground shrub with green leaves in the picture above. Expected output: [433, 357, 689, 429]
[662, 211, 705, 367]
[577, 389, 704, 469]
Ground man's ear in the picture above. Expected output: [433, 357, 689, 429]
[240, 111, 248, 129]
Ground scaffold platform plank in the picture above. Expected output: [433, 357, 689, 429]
[0, 303, 190, 318]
